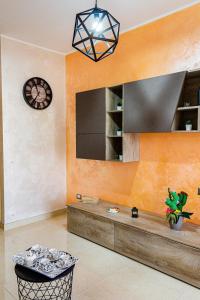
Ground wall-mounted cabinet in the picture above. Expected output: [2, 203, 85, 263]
[172, 70, 200, 132]
[124, 71, 186, 132]
[76, 85, 139, 162]
[76, 69, 200, 161]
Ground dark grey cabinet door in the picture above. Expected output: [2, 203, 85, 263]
[76, 134, 105, 160]
[76, 88, 106, 134]
[124, 71, 186, 132]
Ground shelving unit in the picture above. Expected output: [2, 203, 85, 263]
[107, 110, 123, 113]
[172, 70, 200, 132]
[106, 85, 139, 162]
[106, 85, 123, 161]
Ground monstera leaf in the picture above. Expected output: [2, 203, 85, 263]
[165, 198, 177, 210]
[177, 192, 188, 211]
[165, 191, 179, 211]
[181, 212, 193, 219]
[166, 212, 179, 224]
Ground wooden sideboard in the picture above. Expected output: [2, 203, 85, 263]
[67, 201, 200, 288]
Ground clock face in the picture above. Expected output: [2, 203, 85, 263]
[23, 77, 53, 110]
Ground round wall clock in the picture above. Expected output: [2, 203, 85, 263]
[23, 77, 53, 110]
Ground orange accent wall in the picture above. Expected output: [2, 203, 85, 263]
[66, 3, 200, 225]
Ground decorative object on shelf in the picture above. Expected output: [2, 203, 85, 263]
[131, 207, 138, 218]
[165, 188, 193, 230]
[117, 102, 122, 111]
[23, 77, 52, 110]
[79, 196, 99, 204]
[116, 129, 122, 136]
[13, 245, 78, 279]
[184, 100, 190, 107]
[72, 0, 120, 62]
[119, 154, 123, 161]
[185, 120, 192, 131]
[107, 207, 120, 214]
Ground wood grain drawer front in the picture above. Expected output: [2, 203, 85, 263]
[114, 223, 200, 288]
[67, 208, 114, 249]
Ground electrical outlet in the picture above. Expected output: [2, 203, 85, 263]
[76, 194, 82, 200]
[198, 188, 200, 195]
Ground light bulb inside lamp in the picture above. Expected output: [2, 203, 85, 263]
[92, 21, 103, 32]
[92, 12, 103, 34]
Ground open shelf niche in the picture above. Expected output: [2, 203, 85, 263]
[172, 70, 200, 132]
[106, 85, 139, 162]
[106, 85, 123, 161]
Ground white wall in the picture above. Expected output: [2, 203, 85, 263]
[1, 36, 66, 224]
[0, 39, 3, 224]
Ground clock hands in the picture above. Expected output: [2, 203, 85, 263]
[34, 83, 39, 94]
[33, 94, 38, 101]
[33, 84, 41, 101]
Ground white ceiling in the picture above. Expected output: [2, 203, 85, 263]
[0, 0, 199, 54]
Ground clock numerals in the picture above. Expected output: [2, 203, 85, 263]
[46, 89, 51, 95]
[26, 95, 33, 103]
[27, 81, 33, 88]
[25, 91, 32, 97]
[44, 100, 47, 107]
[34, 102, 40, 109]
[31, 99, 36, 107]
[39, 102, 44, 109]
[33, 78, 38, 85]
[40, 80, 48, 90]
[25, 85, 31, 91]
[29, 98, 36, 105]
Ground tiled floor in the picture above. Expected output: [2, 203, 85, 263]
[0, 214, 199, 300]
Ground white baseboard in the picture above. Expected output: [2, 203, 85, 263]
[2, 208, 66, 231]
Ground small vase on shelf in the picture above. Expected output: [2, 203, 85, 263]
[116, 129, 122, 136]
[183, 100, 190, 107]
[185, 120, 192, 131]
[116, 102, 122, 111]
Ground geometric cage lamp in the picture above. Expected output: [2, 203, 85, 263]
[72, 0, 120, 62]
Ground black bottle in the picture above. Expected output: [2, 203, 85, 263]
[131, 207, 138, 218]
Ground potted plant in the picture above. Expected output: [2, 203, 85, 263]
[116, 102, 122, 111]
[165, 188, 193, 230]
[116, 128, 122, 136]
[119, 154, 123, 161]
[185, 120, 192, 131]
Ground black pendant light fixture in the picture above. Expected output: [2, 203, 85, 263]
[72, 0, 120, 62]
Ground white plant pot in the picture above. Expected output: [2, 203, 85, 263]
[117, 106, 122, 111]
[119, 155, 123, 161]
[169, 216, 184, 231]
[117, 131, 122, 136]
[185, 124, 192, 131]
